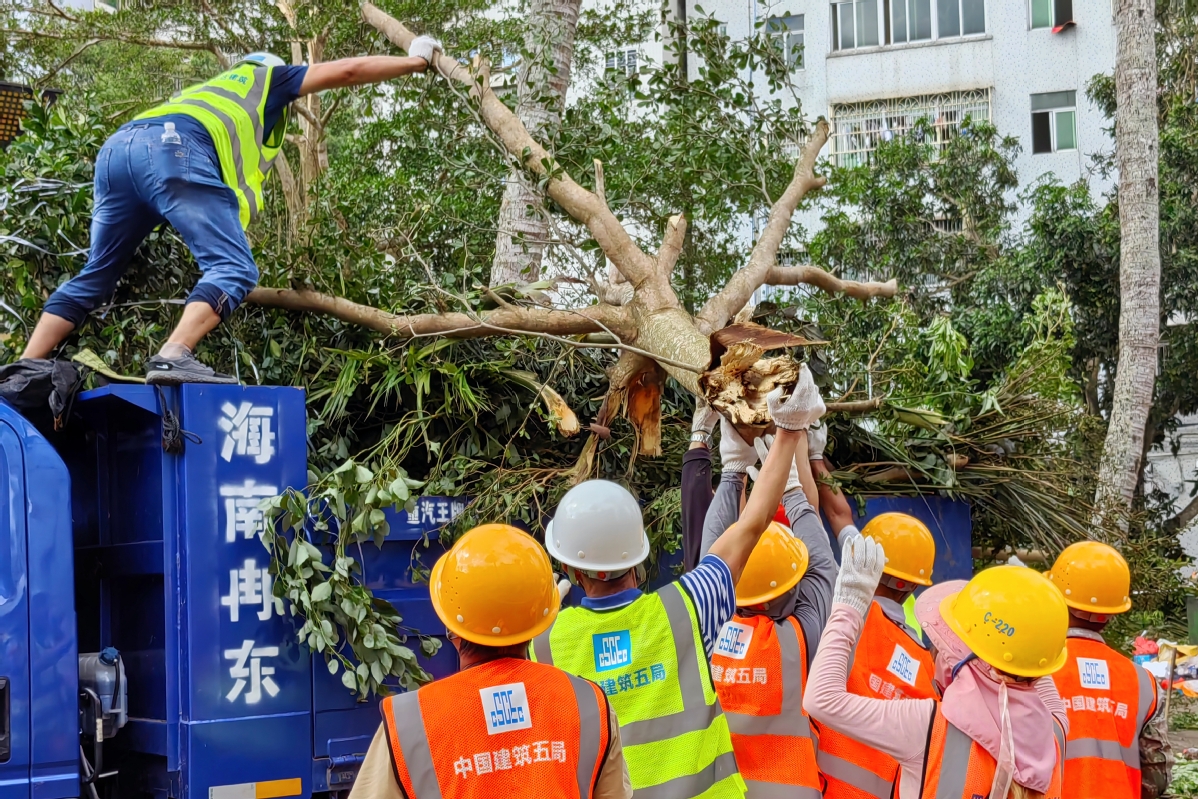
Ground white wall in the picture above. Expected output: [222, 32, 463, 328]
[682, 0, 1116, 215]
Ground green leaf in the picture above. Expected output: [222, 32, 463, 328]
[310, 582, 332, 603]
[341, 669, 357, 691]
[328, 658, 340, 675]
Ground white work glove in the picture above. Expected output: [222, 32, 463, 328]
[747, 435, 801, 493]
[766, 364, 826, 431]
[557, 576, 572, 604]
[719, 416, 758, 474]
[832, 535, 885, 616]
[408, 35, 443, 66]
[808, 420, 828, 460]
[836, 524, 861, 549]
[692, 399, 720, 438]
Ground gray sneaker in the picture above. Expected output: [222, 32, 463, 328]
[145, 352, 238, 385]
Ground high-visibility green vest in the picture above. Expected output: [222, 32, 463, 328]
[136, 62, 287, 229]
[532, 582, 746, 799]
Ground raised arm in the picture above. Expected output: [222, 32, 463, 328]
[708, 366, 824, 583]
[299, 36, 441, 95]
[786, 430, 839, 654]
[804, 536, 933, 763]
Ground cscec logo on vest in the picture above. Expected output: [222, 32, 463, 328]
[1077, 658, 1111, 691]
[593, 630, 632, 672]
[480, 682, 533, 735]
[715, 622, 753, 660]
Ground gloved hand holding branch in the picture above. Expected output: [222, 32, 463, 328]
[708, 364, 822, 583]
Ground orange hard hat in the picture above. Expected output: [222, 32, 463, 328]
[1047, 541, 1132, 615]
[861, 512, 935, 586]
[735, 522, 809, 606]
[430, 523, 560, 646]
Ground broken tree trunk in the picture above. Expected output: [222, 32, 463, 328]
[247, 5, 899, 457]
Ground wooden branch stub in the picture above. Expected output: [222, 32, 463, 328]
[824, 397, 885, 415]
[593, 159, 607, 208]
[711, 321, 822, 351]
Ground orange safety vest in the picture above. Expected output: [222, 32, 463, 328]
[711, 613, 821, 799]
[817, 599, 938, 799]
[1051, 630, 1160, 799]
[381, 657, 611, 798]
[919, 705, 1065, 799]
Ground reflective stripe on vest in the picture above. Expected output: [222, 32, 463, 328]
[383, 659, 608, 798]
[819, 600, 938, 799]
[713, 615, 820, 799]
[1054, 633, 1158, 799]
[136, 64, 281, 228]
[923, 710, 1064, 799]
[532, 582, 746, 798]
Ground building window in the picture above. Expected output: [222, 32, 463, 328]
[829, 88, 992, 166]
[605, 48, 639, 76]
[936, 0, 985, 37]
[832, 0, 880, 51]
[767, 14, 805, 67]
[891, 0, 933, 43]
[1031, 0, 1072, 29]
[1031, 91, 1076, 153]
[837, 0, 984, 50]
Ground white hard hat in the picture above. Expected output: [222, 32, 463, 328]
[238, 52, 287, 68]
[547, 480, 649, 573]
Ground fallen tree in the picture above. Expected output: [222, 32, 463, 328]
[247, 2, 897, 459]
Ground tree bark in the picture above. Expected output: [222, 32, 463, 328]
[490, 0, 582, 286]
[1093, 0, 1161, 531]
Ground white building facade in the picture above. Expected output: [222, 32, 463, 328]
[663, 0, 1117, 200]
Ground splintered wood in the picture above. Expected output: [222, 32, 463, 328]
[700, 322, 818, 427]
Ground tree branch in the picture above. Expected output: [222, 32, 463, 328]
[825, 397, 885, 415]
[4, 26, 217, 53]
[360, 2, 660, 292]
[762, 265, 898, 301]
[1165, 491, 1198, 533]
[656, 214, 687, 277]
[246, 286, 636, 341]
[696, 120, 832, 333]
[37, 37, 99, 87]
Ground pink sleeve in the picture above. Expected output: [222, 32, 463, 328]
[1035, 676, 1069, 736]
[803, 603, 936, 766]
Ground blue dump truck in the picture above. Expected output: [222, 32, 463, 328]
[0, 382, 973, 799]
[1, 384, 460, 799]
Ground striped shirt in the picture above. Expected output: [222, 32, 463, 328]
[579, 554, 736, 659]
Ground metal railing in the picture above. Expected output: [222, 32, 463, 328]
[829, 88, 992, 167]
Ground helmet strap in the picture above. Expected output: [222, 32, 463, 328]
[950, 653, 977, 681]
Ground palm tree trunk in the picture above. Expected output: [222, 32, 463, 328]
[1094, 0, 1161, 529]
[489, 0, 582, 286]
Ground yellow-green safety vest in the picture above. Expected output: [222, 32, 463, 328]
[532, 582, 746, 799]
[136, 62, 287, 229]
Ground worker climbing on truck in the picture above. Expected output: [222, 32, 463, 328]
[20, 37, 441, 384]
[697, 405, 839, 798]
[350, 523, 632, 799]
[531, 364, 826, 799]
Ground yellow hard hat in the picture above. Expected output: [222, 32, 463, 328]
[940, 565, 1068, 678]
[861, 512, 935, 586]
[1047, 541, 1132, 614]
[430, 523, 560, 647]
[735, 522, 809, 606]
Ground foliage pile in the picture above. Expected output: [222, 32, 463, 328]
[3, 0, 1197, 687]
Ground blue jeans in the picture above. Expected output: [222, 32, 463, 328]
[43, 122, 258, 326]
